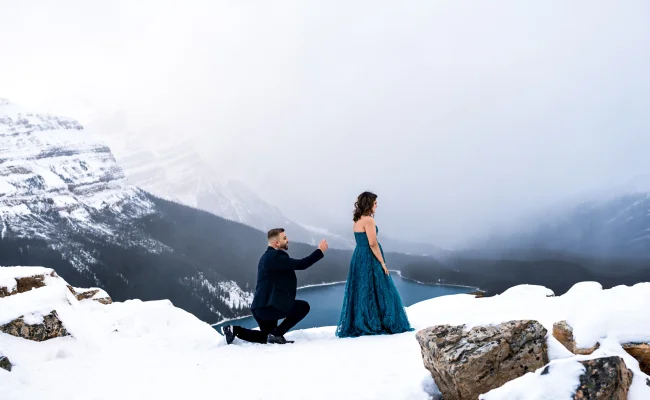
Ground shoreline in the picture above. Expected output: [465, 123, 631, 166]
[297, 279, 347, 290]
[391, 269, 479, 290]
[211, 272, 478, 327]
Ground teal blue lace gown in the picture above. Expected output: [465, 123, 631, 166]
[336, 226, 414, 337]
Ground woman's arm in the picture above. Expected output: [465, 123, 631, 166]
[365, 217, 389, 275]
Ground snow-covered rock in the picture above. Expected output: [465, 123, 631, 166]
[417, 320, 549, 400]
[0, 266, 55, 298]
[553, 320, 601, 355]
[0, 353, 10, 372]
[66, 285, 112, 304]
[0, 310, 69, 342]
[574, 356, 633, 399]
[622, 343, 650, 375]
[1, 266, 649, 400]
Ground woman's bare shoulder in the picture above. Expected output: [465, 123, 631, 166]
[353, 216, 374, 231]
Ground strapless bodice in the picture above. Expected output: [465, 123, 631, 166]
[354, 225, 378, 246]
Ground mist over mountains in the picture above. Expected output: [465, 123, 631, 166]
[1, 96, 648, 327]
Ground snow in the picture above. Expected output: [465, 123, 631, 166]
[0, 266, 56, 294]
[218, 280, 254, 309]
[1, 268, 649, 400]
[480, 358, 586, 400]
[0, 179, 16, 196]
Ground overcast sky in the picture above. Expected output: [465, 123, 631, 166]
[1, 0, 649, 247]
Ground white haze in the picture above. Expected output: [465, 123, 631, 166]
[1, 0, 649, 247]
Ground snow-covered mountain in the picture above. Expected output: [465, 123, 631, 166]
[471, 182, 650, 259]
[88, 112, 354, 249]
[0, 98, 161, 272]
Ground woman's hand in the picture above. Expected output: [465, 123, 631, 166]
[382, 263, 389, 275]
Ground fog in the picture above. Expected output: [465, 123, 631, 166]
[1, 0, 649, 247]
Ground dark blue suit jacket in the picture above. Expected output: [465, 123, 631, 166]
[250, 247, 324, 313]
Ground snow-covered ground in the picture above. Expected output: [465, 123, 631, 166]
[1, 267, 649, 400]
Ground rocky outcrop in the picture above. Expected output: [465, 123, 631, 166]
[416, 320, 549, 400]
[468, 290, 485, 298]
[0, 310, 69, 341]
[0, 354, 11, 372]
[573, 356, 633, 399]
[0, 271, 58, 298]
[621, 342, 650, 375]
[66, 285, 112, 304]
[553, 321, 600, 355]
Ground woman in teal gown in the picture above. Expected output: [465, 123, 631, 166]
[336, 191, 413, 338]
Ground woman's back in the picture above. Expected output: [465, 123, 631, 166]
[352, 215, 378, 246]
[353, 223, 378, 247]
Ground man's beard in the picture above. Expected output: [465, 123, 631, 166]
[281, 243, 289, 250]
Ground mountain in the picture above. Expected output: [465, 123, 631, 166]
[0, 98, 160, 263]
[471, 185, 650, 260]
[0, 98, 444, 323]
[86, 112, 354, 250]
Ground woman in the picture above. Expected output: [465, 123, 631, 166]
[335, 191, 413, 338]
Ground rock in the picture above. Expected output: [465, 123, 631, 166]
[573, 356, 633, 399]
[0, 272, 55, 298]
[66, 285, 112, 304]
[0, 354, 11, 372]
[0, 310, 69, 341]
[621, 342, 650, 375]
[553, 321, 599, 355]
[416, 320, 549, 400]
[469, 290, 485, 298]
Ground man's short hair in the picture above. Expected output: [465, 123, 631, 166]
[267, 228, 285, 240]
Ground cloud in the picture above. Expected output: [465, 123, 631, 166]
[1, 0, 649, 247]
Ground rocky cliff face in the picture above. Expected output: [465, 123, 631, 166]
[0, 98, 163, 277]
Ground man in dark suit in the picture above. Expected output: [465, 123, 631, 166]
[222, 228, 328, 344]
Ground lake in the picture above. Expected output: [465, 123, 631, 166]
[212, 273, 474, 332]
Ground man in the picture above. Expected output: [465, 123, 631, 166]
[222, 228, 328, 344]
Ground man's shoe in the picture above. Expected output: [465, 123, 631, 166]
[267, 333, 294, 344]
[222, 325, 235, 345]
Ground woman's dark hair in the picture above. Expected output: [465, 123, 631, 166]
[353, 191, 378, 222]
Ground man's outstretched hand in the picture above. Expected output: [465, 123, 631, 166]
[318, 239, 329, 253]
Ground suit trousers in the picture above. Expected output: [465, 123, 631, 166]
[233, 300, 310, 344]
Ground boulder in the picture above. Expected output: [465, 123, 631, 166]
[0, 271, 54, 298]
[0, 354, 11, 372]
[553, 321, 599, 355]
[469, 290, 485, 298]
[573, 356, 633, 399]
[621, 342, 650, 375]
[66, 285, 112, 304]
[0, 310, 69, 341]
[416, 320, 549, 400]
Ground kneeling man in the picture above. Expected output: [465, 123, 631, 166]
[222, 228, 328, 344]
